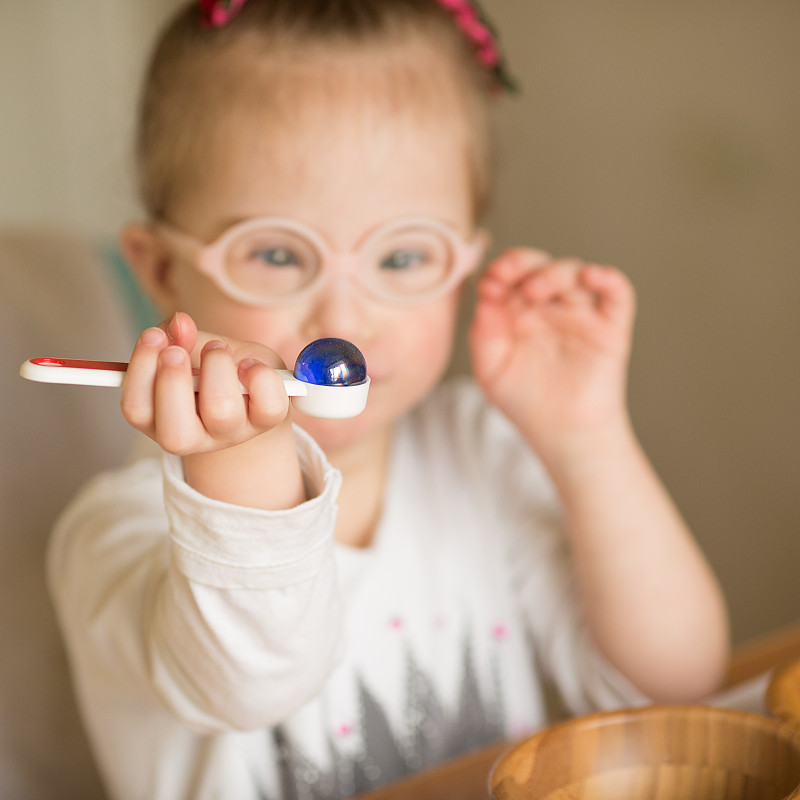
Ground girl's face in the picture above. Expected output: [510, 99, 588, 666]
[157, 94, 477, 454]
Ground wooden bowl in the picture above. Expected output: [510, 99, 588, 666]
[768, 660, 800, 724]
[489, 705, 800, 800]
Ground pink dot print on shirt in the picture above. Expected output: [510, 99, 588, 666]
[492, 622, 510, 641]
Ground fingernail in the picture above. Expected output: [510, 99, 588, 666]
[202, 340, 227, 355]
[167, 313, 182, 342]
[161, 346, 185, 366]
[238, 358, 262, 373]
[141, 327, 165, 346]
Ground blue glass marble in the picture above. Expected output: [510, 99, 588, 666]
[293, 338, 367, 387]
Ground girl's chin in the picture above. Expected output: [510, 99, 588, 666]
[291, 409, 378, 455]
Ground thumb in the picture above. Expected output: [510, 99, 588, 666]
[468, 297, 511, 388]
[161, 311, 199, 355]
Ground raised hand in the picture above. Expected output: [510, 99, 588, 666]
[469, 249, 636, 460]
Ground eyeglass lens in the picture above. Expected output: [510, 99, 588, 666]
[223, 223, 457, 301]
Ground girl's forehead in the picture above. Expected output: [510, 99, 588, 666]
[223, 31, 469, 114]
[212, 53, 469, 170]
[212, 101, 474, 240]
[236, 76, 466, 164]
[164, 40, 482, 232]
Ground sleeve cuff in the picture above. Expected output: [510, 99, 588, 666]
[162, 426, 342, 589]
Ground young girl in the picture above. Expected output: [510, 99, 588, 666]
[49, 1, 729, 799]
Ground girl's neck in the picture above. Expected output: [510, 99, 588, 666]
[325, 425, 394, 549]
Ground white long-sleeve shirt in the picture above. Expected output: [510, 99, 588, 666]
[49, 378, 643, 800]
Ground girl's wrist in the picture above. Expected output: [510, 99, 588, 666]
[182, 419, 306, 511]
[528, 413, 640, 492]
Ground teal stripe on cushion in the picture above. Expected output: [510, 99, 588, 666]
[103, 245, 160, 334]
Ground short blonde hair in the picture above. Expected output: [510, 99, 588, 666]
[135, 0, 501, 224]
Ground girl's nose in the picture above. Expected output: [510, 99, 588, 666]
[300, 275, 378, 344]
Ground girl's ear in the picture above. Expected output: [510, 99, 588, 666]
[119, 224, 178, 316]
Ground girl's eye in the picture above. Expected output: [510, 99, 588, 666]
[252, 247, 300, 267]
[380, 250, 427, 270]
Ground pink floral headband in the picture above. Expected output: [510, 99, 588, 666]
[433, 0, 516, 91]
[199, 0, 517, 91]
[200, 0, 246, 28]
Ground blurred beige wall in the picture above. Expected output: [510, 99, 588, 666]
[2, 2, 799, 645]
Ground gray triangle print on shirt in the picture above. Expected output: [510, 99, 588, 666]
[270, 638, 505, 800]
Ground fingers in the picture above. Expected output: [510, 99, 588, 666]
[152, 345, 206, 454]
[478, 249, 634, 319]
[160, 311, 199, 355]
[239, 359, 291, 429]
[579, 263, 637, 325]
[120, 326, 169, 435]
[121, 313, 291, 455]
[477, 248, 551, 303]
[194, 341, 248, 443]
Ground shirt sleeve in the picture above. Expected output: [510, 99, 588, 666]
[47, 426, 344, 734]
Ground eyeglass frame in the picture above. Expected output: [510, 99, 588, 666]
[154, 215, 488, 307]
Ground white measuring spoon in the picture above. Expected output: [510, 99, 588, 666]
[20, 340, 370, 420]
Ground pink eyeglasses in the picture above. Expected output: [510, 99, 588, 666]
[156, 215, 487, 307]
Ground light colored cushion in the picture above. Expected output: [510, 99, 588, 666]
[0, 227, 136, 799]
